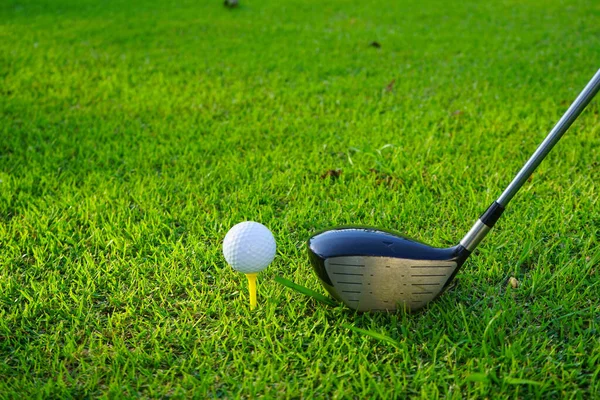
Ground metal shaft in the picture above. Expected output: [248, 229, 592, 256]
[460, 69, 600, 252]
[497, 69, 600, 207]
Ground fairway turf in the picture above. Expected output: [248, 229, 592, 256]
[1, 0, 600, 398]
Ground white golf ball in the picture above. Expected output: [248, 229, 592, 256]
[223, 221, 276, 274]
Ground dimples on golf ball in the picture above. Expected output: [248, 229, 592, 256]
[223, 221, 276, 273]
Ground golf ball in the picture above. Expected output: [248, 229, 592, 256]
[223, 221, 276, 274]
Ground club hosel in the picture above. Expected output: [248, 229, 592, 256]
[459, 201, 505, 252]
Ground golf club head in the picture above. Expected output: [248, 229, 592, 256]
[308, 227, 471, 312]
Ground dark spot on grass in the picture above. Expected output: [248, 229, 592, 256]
[385, 79, 395, 92]
[369, 41, 381, 48]
[320, 169, 342, 179]
[369, 168, 399, 187]
[519, 259, 535, 272]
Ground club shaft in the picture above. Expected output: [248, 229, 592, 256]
[460, 69, 600, 252]
[497, 69, 600, 206]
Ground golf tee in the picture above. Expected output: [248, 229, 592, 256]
[246, 273, 258, 310]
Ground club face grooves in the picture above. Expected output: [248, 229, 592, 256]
[324, 255, 457, 311]
[307, 227, 471, 312]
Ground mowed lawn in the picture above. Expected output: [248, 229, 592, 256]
[1, 0, 599, 397]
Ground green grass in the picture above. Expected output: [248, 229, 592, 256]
[1, 0, 599, 397]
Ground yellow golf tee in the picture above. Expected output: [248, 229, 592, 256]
[246, 273, 258, 310]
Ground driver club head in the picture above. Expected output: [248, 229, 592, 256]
[307, 227, 471, 312]
[306, 69, 600, 313]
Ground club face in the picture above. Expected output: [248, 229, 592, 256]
[307, 227, 470, 312]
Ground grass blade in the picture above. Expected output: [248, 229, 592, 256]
[465, 373, 489, 383]
[342, 323, 398, 347]
[274, 276, 337, 306]
[504, 377, 544, 386]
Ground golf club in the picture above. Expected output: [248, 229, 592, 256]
[308, 69, 600, 312]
